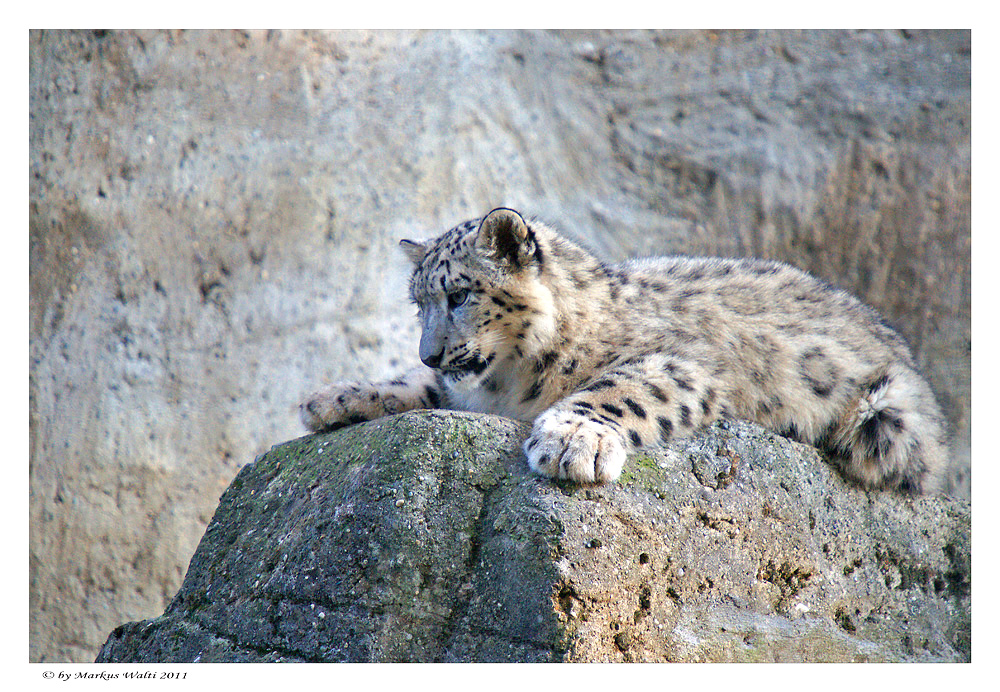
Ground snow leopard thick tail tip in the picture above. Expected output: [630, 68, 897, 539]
[825, 365, 949, 495]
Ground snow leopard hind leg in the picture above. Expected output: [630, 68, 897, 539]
[819, 363, 949, 494]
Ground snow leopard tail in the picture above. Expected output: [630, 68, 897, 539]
[822, 363, 949, 494]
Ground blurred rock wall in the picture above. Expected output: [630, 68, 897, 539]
[28, 29, 970, 662]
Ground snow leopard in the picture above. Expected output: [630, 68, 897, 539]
[301, 207, 948, 494]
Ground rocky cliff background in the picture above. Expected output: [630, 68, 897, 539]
[29, 29, 970, 663]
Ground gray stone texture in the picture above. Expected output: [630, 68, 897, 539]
[30, 29, 970, 662]
[95, 411, 970, 663]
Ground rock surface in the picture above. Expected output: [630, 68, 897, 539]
[31, 29, 970, 662]
[96, 411, 970, 663]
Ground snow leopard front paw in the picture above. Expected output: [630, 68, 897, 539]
[300, 382, 391, 432]
[524, 409, 627, 484]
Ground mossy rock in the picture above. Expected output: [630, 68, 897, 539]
[97, 410, 970, 663]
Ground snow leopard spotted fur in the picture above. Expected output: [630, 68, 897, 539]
[301, 208, 948, 494]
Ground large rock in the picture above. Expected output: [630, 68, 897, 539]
[31, 29, 970, 662]
[96, 411, 970, 663]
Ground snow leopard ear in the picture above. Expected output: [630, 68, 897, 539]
[399, 238, 428, 265]
[475, 207, 538, 271]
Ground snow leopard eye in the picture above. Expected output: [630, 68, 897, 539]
[447, 289, 470, 310]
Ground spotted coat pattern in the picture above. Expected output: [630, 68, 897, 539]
[302, 208, 949, 493]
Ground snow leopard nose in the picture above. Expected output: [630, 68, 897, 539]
[419, 313, 446, 369]
[419, 333, 444, 369]
[421, 350, 443, 369]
